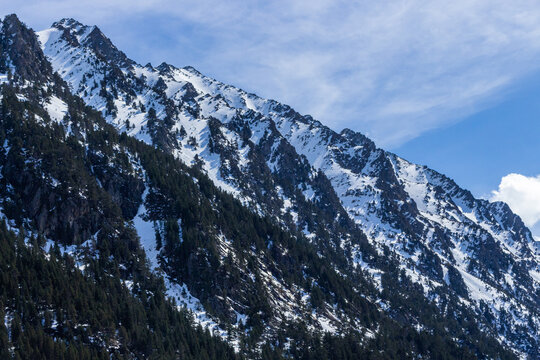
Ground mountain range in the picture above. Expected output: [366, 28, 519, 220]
[0, 14, 538, 359]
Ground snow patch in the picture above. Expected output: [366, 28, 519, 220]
[44, 95, 68, 123]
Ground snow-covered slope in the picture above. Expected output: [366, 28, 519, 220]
[37, 18, 540, 357]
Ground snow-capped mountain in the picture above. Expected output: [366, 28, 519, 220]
[0, 13, 538, 358]
[38, 19, 540, 358]
[36, 17, 540, 357]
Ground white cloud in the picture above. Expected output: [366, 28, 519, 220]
[4, 1, 540, 147]
[491, 174, 540, 235]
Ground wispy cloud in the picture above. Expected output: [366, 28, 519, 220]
[491, 173, 540, 237]
[4, 0, 540, 147]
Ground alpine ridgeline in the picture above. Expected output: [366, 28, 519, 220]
[0, 14, 538, 359]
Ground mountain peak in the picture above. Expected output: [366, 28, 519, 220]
[49, 18, 133, 68]
[339, 127, 374, 146]
[52, 17, 86, 30]
[3, 13, 22, 25]
[182, 65, 202, 75]
[2, 14, 27, 35]
[156, 62, 177, 74]
[1, 13, 53, 84]
[51, 18, 95, 40]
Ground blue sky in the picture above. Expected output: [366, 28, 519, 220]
[396, 71, 540, 197]
[2, 0, 540, 235]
